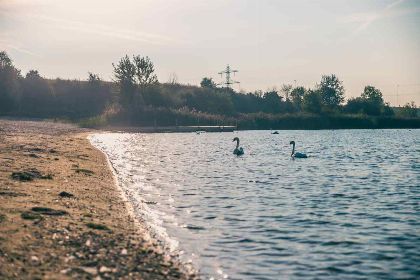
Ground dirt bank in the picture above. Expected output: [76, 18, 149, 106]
[0, 120, 196, 279]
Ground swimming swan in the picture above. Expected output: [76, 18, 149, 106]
[233, 137, 244, 155]
[290, 141, 307, 158]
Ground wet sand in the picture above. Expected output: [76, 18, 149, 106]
[0, 120, 196, 279]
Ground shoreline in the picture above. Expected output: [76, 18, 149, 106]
[88, 133, 152, 242]
[98, 126, 420, 133]
[0, 120, 197, 279]
[99, 125, 236, 133]
[88, 134, 196, 274]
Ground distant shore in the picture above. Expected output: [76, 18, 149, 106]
[78, 114, 420, 131]
[1, 115, 420, 132]
[0, 120, 196, 279]
[99, 125, 236, 133]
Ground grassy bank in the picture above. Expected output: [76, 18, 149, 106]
[78, 108, 420, 130]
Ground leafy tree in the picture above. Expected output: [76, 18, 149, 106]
[25, 70, 41, 79]
[113, 55, 136, 106]
[86, 72, 112, 115]
[185, 87, 234, 115]
[142, 85, 167, 107]
[229, 91, 264, 114]
[290, 86, 306, 110]
[302, 90, 322, 113]
[88, 72, 101, 84]
[361, 85, 384, 115]
[49, 77, 112, 119]
[399, 101, 418, 118]
[382, 102, 394, 116]
[133, 55, 158, 87]
[0, 51, 21, 113]
[361, 85, 383, 104]
[253, 90, 264, 98]
[0, 51, 13, 68]
[345, 85, 385, 116]
[280, 84, 292, 101]
[200, 77, 217, 89]
[1, 51, 418, 128]
[113, 55, 158, 108]
[345, 97, 366, 115]
[317, 74, 345, 108]
[113, 55, 136, 85]
[21, 69, 54, 116]
[263, 90, 283, 114]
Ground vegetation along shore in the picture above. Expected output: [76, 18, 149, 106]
[0, 119, 197, 279]
[0, 51, 419, 130]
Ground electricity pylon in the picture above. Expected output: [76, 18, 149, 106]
[218, 64, 239, 89]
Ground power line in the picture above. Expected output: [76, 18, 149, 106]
[217, 64, 239, 89]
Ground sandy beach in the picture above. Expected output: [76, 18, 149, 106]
[0, 120, 196, 279]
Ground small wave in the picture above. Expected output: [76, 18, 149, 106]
[321, 240, 360, 247]
[182, 224, 206, 231]
[90, 130, 420, 280]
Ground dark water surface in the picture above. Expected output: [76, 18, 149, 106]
[90, 130, 419, 279]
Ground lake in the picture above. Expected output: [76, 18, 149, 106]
[90, 129, 419, 279]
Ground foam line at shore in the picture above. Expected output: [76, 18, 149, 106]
[87, 133, 196, 275]
[87, 133, 151, 241]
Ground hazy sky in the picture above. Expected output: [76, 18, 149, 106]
[1, 0, 419, 105]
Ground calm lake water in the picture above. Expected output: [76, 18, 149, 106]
[90, 130, 419, 280]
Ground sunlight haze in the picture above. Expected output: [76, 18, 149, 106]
[1, 0, 419, 105]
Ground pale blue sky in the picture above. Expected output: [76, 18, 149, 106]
[1, 0, 419, 105]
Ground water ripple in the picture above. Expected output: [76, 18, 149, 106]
[90, 129, 420, 280]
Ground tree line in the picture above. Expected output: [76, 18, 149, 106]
[0, 51, 113, 119]
[0, 51, 418, 128]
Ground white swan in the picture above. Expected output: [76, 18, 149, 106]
[233, 137, 244, 155]
[290, 141, 307, 158]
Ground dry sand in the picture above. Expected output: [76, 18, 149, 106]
[0, 119, 196, 279]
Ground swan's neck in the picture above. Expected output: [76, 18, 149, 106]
[235, 140, 240, 149]
[291, 143, 295, 156]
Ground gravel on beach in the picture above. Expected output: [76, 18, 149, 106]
[0, 119, 197, 279]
